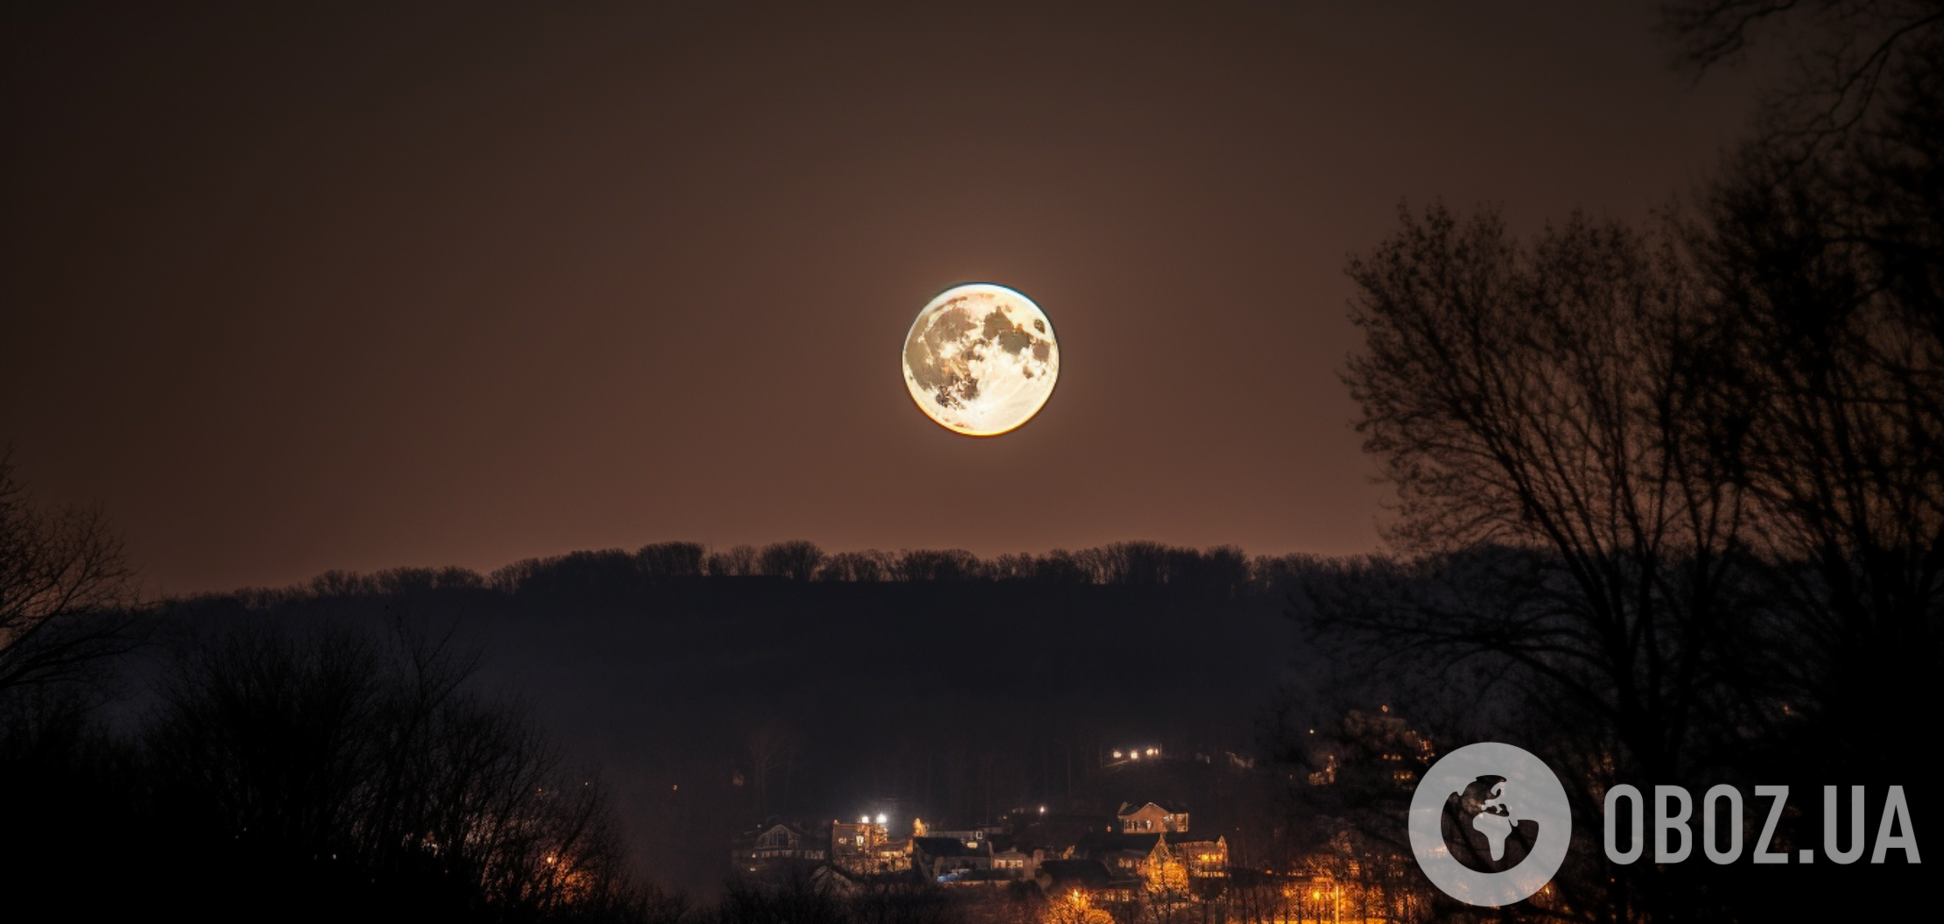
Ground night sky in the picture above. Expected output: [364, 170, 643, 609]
[2, 3, 1766, 594]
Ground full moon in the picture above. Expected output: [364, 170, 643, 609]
[902, 283, 1060, 436]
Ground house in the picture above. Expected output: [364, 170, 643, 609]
[734, 821, 827, 872]
[1066, 832, 1169, 877]
[832, 819, 883, 855]
[991, 846, 1035, 880]
[831, 819, 910, 874]
[1116, 801, 1190, 834]
[1065, 830, 1229, 880]
[1173, 836, 1229, 878]
[922, 827, 989, 847]
[870, 838, 913, 873]
[912, 836, 991, 881]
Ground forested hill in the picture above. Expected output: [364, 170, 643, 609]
[148, 543, 1326, 891]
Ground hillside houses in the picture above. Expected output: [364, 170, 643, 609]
[733, 800, 1229, 900]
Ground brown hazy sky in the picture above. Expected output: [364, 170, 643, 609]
[2, 3, 1766, 595]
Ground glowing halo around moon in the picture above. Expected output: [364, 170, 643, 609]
[901, 283, 1060, 436]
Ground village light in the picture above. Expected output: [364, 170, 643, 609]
[876, 813, 887, 825]
[1112, 750, 1122, 758]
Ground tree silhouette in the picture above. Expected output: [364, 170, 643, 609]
[1694, 19, 1944, 789]
[759, 541, 825, 582]
[639, 541, 707, 578]
[818, 549, 894, 581]
[0, 449, 140, 695]
[1661, 0, 1943, 143]
[1321, 202, 1832, 918]
[1316, 19, 1944, 914]
[1334, 203, 1751, 777]
[140, 621, 646, 919]
[709, 544, 761, 577]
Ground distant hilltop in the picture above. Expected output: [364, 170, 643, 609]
[203, 540, 1347, 604]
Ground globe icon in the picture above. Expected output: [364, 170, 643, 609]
[1441, 775, 1543, 874]
[1410, 742, 1571, 907]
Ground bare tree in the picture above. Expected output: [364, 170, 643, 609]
[639, 541, 707, 578]
[708, 544, 761, 577]
[1660, 0, 1944, 144]
[1336, 205, 1752, 776]
[1691, 11, 1944, 798]
[893, 549, 984, 581]
[1323, 204, 1768, 920]
[819, 549, 894, 582]
[759, 541, 825, 582]
[0, 449, 139, 694]
[144, 621, 647, 918]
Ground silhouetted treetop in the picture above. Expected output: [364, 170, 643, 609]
[223, 542, 1326, 605]
[1661, 0, 1944, 141]
[0, 449, 140, 694]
